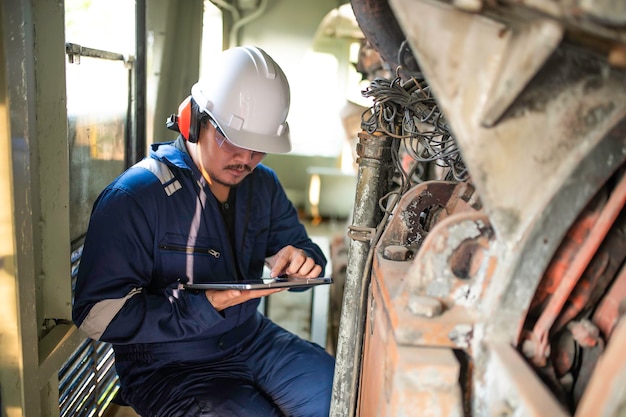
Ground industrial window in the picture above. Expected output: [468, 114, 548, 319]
[62, 1, 135, 414]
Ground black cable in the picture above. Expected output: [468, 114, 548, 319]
[361, 74, 469, 182]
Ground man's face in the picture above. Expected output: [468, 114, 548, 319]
[196, 121, 266, 188]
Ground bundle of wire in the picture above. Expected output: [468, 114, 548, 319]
[360, 75, 468, 183]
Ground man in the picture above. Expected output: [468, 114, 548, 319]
[72, 46, 335, 417]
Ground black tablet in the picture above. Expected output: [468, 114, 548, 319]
[179, 277, 333, 290]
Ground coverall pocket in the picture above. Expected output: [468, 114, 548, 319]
[158, 233, 225, 282]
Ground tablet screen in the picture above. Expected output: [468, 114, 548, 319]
[180, 277, 333, 290]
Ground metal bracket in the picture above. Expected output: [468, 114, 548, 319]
[347, 225, 377, 242]
[65, 42, 133, 67]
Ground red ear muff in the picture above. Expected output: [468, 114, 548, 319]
[166, 95, 200, 142]
[177, 96, 192, 141]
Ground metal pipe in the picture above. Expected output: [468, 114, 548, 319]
[350, 0, 420, 79]
[210, 0, 240, 49]
[133, 0, 147, 165]
[229, 0, 268, 48]
[330, 130, 395, 417]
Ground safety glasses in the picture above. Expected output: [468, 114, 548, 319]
[208, 118, 266, 161]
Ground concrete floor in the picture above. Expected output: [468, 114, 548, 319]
[105, 219, 347, 417]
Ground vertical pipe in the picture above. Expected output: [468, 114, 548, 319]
[350, 0, 420, 79]
[130, 0, 147, 166]
[330, 131, 395, 417]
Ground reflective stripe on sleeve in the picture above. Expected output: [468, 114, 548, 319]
[79, 287, 143, 340]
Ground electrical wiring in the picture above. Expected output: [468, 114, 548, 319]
[360, 73, 469, 183]
[352, 72, 471, 314]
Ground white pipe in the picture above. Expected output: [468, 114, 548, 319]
[229, 0, 268, 48]
[209, 0, 241, 47]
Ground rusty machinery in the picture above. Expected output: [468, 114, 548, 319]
[330, 0, 626, 416]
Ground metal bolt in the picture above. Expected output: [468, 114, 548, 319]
[408, 295, 443, 317]
[609, 44, 626, 68]
[521, 339, 535, 358]
[383, 245, 411, 261]
[453, 0, 482, 13]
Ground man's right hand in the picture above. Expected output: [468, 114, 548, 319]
[205, 288, 285, 311]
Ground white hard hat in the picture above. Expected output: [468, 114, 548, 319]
[191, 46, 291, 153]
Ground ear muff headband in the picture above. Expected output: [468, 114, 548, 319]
[188, 99, 201, 143]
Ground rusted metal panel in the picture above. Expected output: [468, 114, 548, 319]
[359, 270, 464, 417]
[369, 180, 496, 350]
[358, 178, 496, 416]
[388, 346, 463, 417]
[358, 273, 394, 417]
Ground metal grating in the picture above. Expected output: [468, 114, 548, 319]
[59, 339, 119, 417]
[59, 244, 120, 417]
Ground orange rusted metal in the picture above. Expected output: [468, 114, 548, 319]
[592, 263, 626, 339]
[358, 178, 495, 416]
[526, 173, 626, 366]
[358, 267, 465, 417]
[369, 211, 495, 350]
[526, 200, 603, 311]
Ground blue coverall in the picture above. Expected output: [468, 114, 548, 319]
[72, 137, 335, 417]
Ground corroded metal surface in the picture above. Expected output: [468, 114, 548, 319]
[352, 1, 626, 416]
[521, 174, 626, 367]
[370, 202, 497, 349]
[358, 180, 496, 415]
[358, 268, 465, 417]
